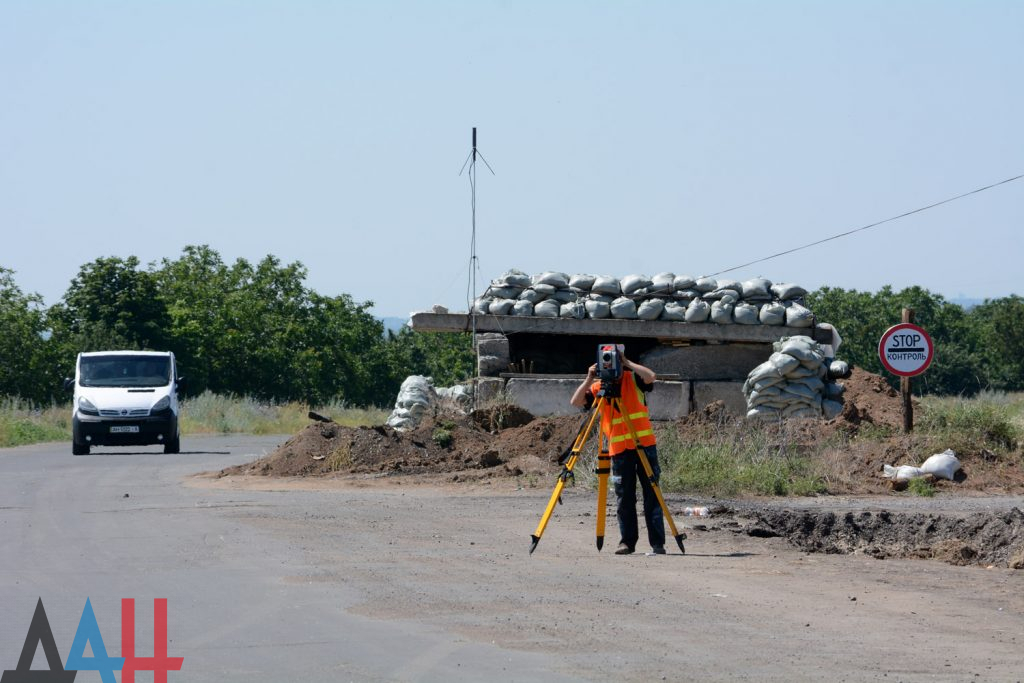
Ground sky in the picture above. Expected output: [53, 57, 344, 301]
[1, 1, 1021, 318]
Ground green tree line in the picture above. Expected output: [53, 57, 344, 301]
[1, 253, 1021, 403]
[1, 246, 474, 406]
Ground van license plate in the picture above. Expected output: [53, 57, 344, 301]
[110, 425, 140, 433]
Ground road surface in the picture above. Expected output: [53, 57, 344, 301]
[1, 436, 1022, 682]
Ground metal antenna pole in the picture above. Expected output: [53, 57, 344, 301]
[459, 127, 495, 382]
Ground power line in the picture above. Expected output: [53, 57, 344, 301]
[706, 173, 1024, 278]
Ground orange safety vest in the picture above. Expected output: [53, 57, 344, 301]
[589, 371, 656, 456]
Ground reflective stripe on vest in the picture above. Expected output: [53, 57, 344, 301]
[590, 372, 656, 456]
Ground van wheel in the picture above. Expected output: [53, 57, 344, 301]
[164, 437, 180, 454]
[72, 442, 90, 456]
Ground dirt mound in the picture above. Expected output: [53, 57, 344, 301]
[835, 366, 906, 429]
[220, 411, 571, 482]
[738, 507, 1024, 568]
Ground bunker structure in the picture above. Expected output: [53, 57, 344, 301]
[410, 311, 833, 420]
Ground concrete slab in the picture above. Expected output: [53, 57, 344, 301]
[473, 377, 506, 405]
[646, 380, 690, 420]
[641, 344, 773, 381]
[693, 381, 748, 416]
[505, 378, 581, 417]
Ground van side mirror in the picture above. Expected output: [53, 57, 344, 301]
[63, 377, 74, 392]
[175, 376, 187, 392]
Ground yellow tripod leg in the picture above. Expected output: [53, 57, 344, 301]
[614, 398, 687, 554]
[595, 447, 610, 551]
[529, 399, 603, 554]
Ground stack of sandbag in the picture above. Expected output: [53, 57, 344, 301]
[472, 270, 814, 327]
[386, 375, 436, 430]
[742, 336, 848, 420]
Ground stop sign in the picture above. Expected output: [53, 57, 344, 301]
[878, 323, 934, 377]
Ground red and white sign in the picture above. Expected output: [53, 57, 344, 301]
[878, 323, 934, 377]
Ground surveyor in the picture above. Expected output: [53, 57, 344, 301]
[569, 345, 665, 555]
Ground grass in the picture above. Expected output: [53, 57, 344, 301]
[918, 392, 1023, 454]
[0, 393, 389, 448]
[657, 424, 827, 497]
[0, 399, 70, 448]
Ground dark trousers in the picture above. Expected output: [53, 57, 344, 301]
[612, 445, 665, 550]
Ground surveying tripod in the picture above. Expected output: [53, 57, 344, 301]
[528, 391, 687, 555]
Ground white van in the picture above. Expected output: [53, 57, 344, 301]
[66, 351, 183, 455]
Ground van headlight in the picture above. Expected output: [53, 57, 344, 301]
[78, 397, 99, 415]
[151, 396, 170, 413]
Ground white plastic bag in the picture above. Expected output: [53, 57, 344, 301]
[883, 464, 926, 482]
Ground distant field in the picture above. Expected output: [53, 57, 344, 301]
[0, 394, 389, 449]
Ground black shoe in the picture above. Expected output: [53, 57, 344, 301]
[614, 543, 634, 555]
[651, 546, 666, 555]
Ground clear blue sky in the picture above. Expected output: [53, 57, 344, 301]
[2, 1, 1021, 317]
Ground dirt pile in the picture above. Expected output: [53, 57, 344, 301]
[737, 506, 1024, 568]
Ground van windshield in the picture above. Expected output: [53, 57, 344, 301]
[80, 355, 171, 388]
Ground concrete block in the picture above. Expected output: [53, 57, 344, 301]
[641, 344, 773, 381]
[646, 380, 690, 421]
[476, 333, 510, 377]
[473, 377, 506, 405]
[505, 378, 581, 417]
[693, 381, 748, 416]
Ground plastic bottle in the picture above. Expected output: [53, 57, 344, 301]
[682, 506, 710, 517]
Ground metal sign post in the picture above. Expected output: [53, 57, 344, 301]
[878, 309, 934, 433]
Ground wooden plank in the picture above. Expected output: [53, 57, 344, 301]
[411, 312, 829, 343]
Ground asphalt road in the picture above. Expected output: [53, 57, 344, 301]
[2, 436, 1023, 683]
[0, 436, 581, 683]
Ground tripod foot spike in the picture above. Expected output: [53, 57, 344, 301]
[675, 533, 687, 554]
[529, 535, 540, 554]
[596, 536, 604, 551]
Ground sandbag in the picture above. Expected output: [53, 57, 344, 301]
[487, 285, 521, 299]
[685, 299, 711, 322]
[673, 289, 699, 302]
[883, 464, 926, 482]
[637, 299, 665, 320]
[560, 302, 586, 319]
[673, 274, 697, 291]
[495, 269, 532, 288]
[740, 277, 773, 300]
[534, 300, 560, 317]
[779, 338, 821, 362]
[519, 288, 545, 303]
[661, 301, 687, 321]
[569, 273, 596, 291]
[489, 298, 515, 315]
[610, 296, 638, 319]
[784, 365, 818, 379]
[693, 277, 718, 293]
[473, 298, 491, 315]
[772, 282, 807, 300]
[651, 272, 675, 294]
[550, 288, 576, 303]
[759, 302, 786, 326]
[591, 276, 621, 296]
[822, 399, 844, 420]
[620, 274, 653, 295]
[733, 302, 760, 324]
[790, 376, 825, 393]
[717, 278, 742, 293]
[781, 382, 819, 402]
[748, 361, 783, 383]
[829, 360, 851, 379]
[703, 288, 740, 301]
[532, 283, 557, 296]
[920, 449, 961, 480]
[747, 406, 781, 419]
[588, 293, 615, 304]
[768, 352, 801, 375]
[534, 271, 569, 288]
[710, 300, 734, 324]
[512, 300, 534, 316]
[824, 382, 845, 399]
[785, 302, 815, 328]
[585, 299, 611, 319]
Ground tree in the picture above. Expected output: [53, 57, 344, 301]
[969, 295, 1024, 392]
[806, 285, 984, 395]
[0, 268, 55, 402]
